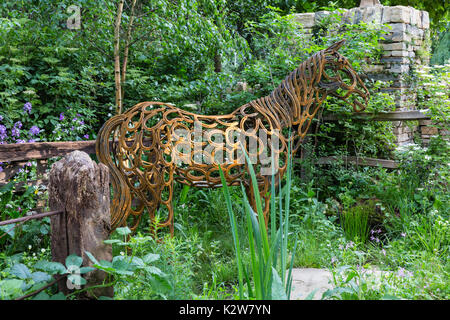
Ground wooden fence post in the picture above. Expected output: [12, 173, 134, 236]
[48, 150, 113, 298]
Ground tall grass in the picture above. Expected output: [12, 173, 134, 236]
[340, 204, 370, 244]
[219, 142, 296, 300]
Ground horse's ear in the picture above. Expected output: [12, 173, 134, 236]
[326, 39, 346, 52]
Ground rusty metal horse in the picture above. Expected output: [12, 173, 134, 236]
[96, 40, 369, 235]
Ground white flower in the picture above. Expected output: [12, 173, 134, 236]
[28, 245, 32, 250]
[120, 251, 125, 256]
[41, 248, 46, 253]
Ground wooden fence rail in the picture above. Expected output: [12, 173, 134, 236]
[322, 109, 431, 122]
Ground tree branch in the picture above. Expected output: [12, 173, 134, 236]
[114, 0, 125, 114]
[121, 0, 138, 102]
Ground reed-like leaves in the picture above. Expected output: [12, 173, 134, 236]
[218, 140, 296, 300]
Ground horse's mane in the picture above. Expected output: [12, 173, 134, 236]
[252, 49, 329, 128]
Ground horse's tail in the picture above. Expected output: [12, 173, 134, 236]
[96, 113, 132, 231]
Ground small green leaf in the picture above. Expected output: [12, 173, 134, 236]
[49, 292, 66, 300]
[34, 260, 67, 275]
[0, 279, 24, 297]
[115, 227, 131, 236]
[304, 289, 318, 300]
[78, 267, 96, 274]
[33, 291, 50, 300]
[103, 239, 122, 245]
[270, 267, 288, 300]
[10, 263, 32, 279]
[65, 254, 83, 268]
[84, 251, 99, 265]
[142, 253, 160, 264]
[0, 224, 15, 238]
[345, 271, 358, 283]
[31, 271, 52, 283]
[144, 266, 164, 276]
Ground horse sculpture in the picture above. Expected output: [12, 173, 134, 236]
[96, 39, 370, 235]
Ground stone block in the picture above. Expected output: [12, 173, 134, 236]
[359, 0, 381, 7]
[361, 5, 383, 24]
[385, 31, 411, 42]
[363, 64, 385, 73]
[380, 56, 410, 64]
[390, 23, 407, 33]
[419, 120, 433, 126]
[293, 13, 316, 28]
[410, 8, 420, 27]
[416, 10, 423, 28]
[422, 126, 438, 135]
[383, 6, 411, 24]
[422, 11, 430, 29]
[396, 133, 412, 142]
[391, 51, 409, 57]
[382, 42, 407, 51]
[406, 25, 424, 39]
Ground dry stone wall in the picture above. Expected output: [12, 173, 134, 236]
[293, 5, 432, 145]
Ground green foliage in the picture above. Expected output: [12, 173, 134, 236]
[340, 202, 371, 244]
[431, 25, 450, 65]
[413, 64, 450, 128]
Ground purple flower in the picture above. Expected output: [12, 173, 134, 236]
[0, 125, 7, 140]
[23, 102, 32, 113]
[0, 166, 3, 173]
[59, 113, 65, 121]
[28, 139, 35, 143]
[16, 139, 26, 143]
[14, 121, 22, 129]
[11, 127, 20, 137]
[397, 268, 405, 277]
[0, 115, 3, 121]
[381, 249, 386, 256]
[401, 232, 406, 237]
[30, 126, 40, 136]
[79, 120, 85, 125]
[83, 134, 89, 140]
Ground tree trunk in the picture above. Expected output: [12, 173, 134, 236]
[114, 0, 125, 114]
[214, 50, 222, 73]
[48, 150, 113, 298]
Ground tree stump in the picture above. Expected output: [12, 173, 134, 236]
[48, 150, 113, 298]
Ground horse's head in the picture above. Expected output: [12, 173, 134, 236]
[317, 40, 369, 112]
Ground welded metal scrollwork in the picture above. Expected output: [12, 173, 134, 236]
[96, 40, 370, 235]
